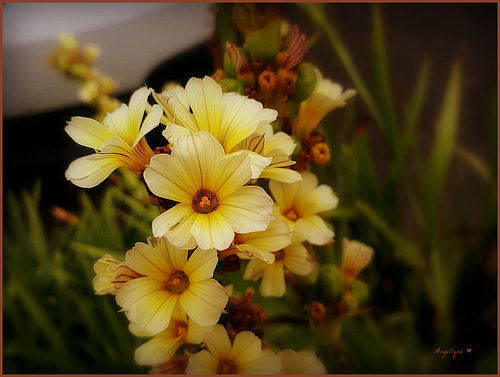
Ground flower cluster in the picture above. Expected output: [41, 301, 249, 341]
[62, 5, 374, 374]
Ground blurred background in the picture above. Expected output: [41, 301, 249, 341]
[3, 3, 497, 374]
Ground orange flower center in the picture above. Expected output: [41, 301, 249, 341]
[165, 271, 190, 294]
[217, 359, 237, 374]
[284, 208, 300, 221]
[176, 321, 188, 337]
[192, 189, 219, 214]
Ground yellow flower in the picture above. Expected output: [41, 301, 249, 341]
[234, 123, 302, 183]
[341, 238, 374, 286]
[221, 217, 292, 264]
[155, 76, 278, 179]
[143, 131, 274, 251]
[292, 68, 356, 141]
[278, 349, 327, 374]
[134, 306, 214, 367]
[243, 241, 314, 297]
[186, 324, 281, 374]
[65, 87, 163, 188]
[269, 171, 338, 245]
[115, 238, 228, 335]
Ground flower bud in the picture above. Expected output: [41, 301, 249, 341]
[218, 78, 246, 94]
[310, 142, 331, 164]
[318, 263, 344, 300]
[93, 254, 122, 295]
[341, 238, 374, 286]
[288, 63, 317, 103]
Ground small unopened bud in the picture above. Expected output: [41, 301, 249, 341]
[289, 63, 317, 103]
[93, 254, 123, 295]
[310, 142, 331, 164]
[218, 78, 245, 94]
[318, 263, 344, 300]
[310, 301, 326, 321]
[258, 70, 277, 94]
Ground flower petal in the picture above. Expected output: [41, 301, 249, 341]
[243, 258, 267, 281]
[295, 215, 334, 246]
[260, 167, 302, 183]
[134, 333, 183, 366]
[172, 131, 225, 190]
[217, 186, 274, 234]
[126, 242, 175, 279]
[144, 153, 197, 203]
[229, 330, 261, 363]
[162, 123, 191, 143]
[208, 152, 252, 198]
[152, 204, 198, 250]
[65, 116, 115, 150]
[284, 243, 314, 276]
[237, 219, 291, 253]
[128, 86, 153, 139]
[186, 349, 219, 374]
[183, 248, 218, 283]
[65, 153, 123, 188]
[269, 179, 300, 212]
[260, 261, 285, 297]
[180, 280, 228, 326]
[132, 103, 163, 148]
[103, 103, 132, 145]
[185, 76, 222, 134]
[191, 211, 234, 251]
[203, 324, 232, 360]
[116, 277, 178, 334]
[296, 184, 339, 216]
[239, 349, 281, 374]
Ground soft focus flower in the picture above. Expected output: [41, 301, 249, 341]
[116, 237, 228, 334]
[278, 349, 327, 374]
[341, 238, 374, 286]
[269, 170, 338, 245]
[65, 87, 163, 188]
[143, 131, 274, 251]
[134, 306, 214, 367]
[292, 68, 356, 141]
[155, 76, 277, 179]
[243, 241, 314, 297]
[93, 254, 122, 295]
[220, 217, 292, 264]
[186, 324, 281, 374]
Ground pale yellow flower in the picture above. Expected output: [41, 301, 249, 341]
[341, 238, 374, 286]
[115, 237, 228, 335]
[155, 76, 278, 179]
[65, 87, 163, 188]
[278, 349, 327, 374]
[269, 171, 338, 245]
[292, 68, 356, 141]
[134, 306, 214, 367]
[143, 131, 274, 251]
[243, 241, 314, 297]
[186, 324, 281, 374]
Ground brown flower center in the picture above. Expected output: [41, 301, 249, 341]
[217, 359, 238, 374]
[165, 271, 189, 293]
[192, 189, 219, 214]
[273, 250, 284, 261]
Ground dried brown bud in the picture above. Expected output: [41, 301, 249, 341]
[223, 254, 241, 272]
[293, 150, 310, 171]
[310, 301, 327, 321]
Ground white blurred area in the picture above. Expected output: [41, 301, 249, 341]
[3, 3, 215, 118]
